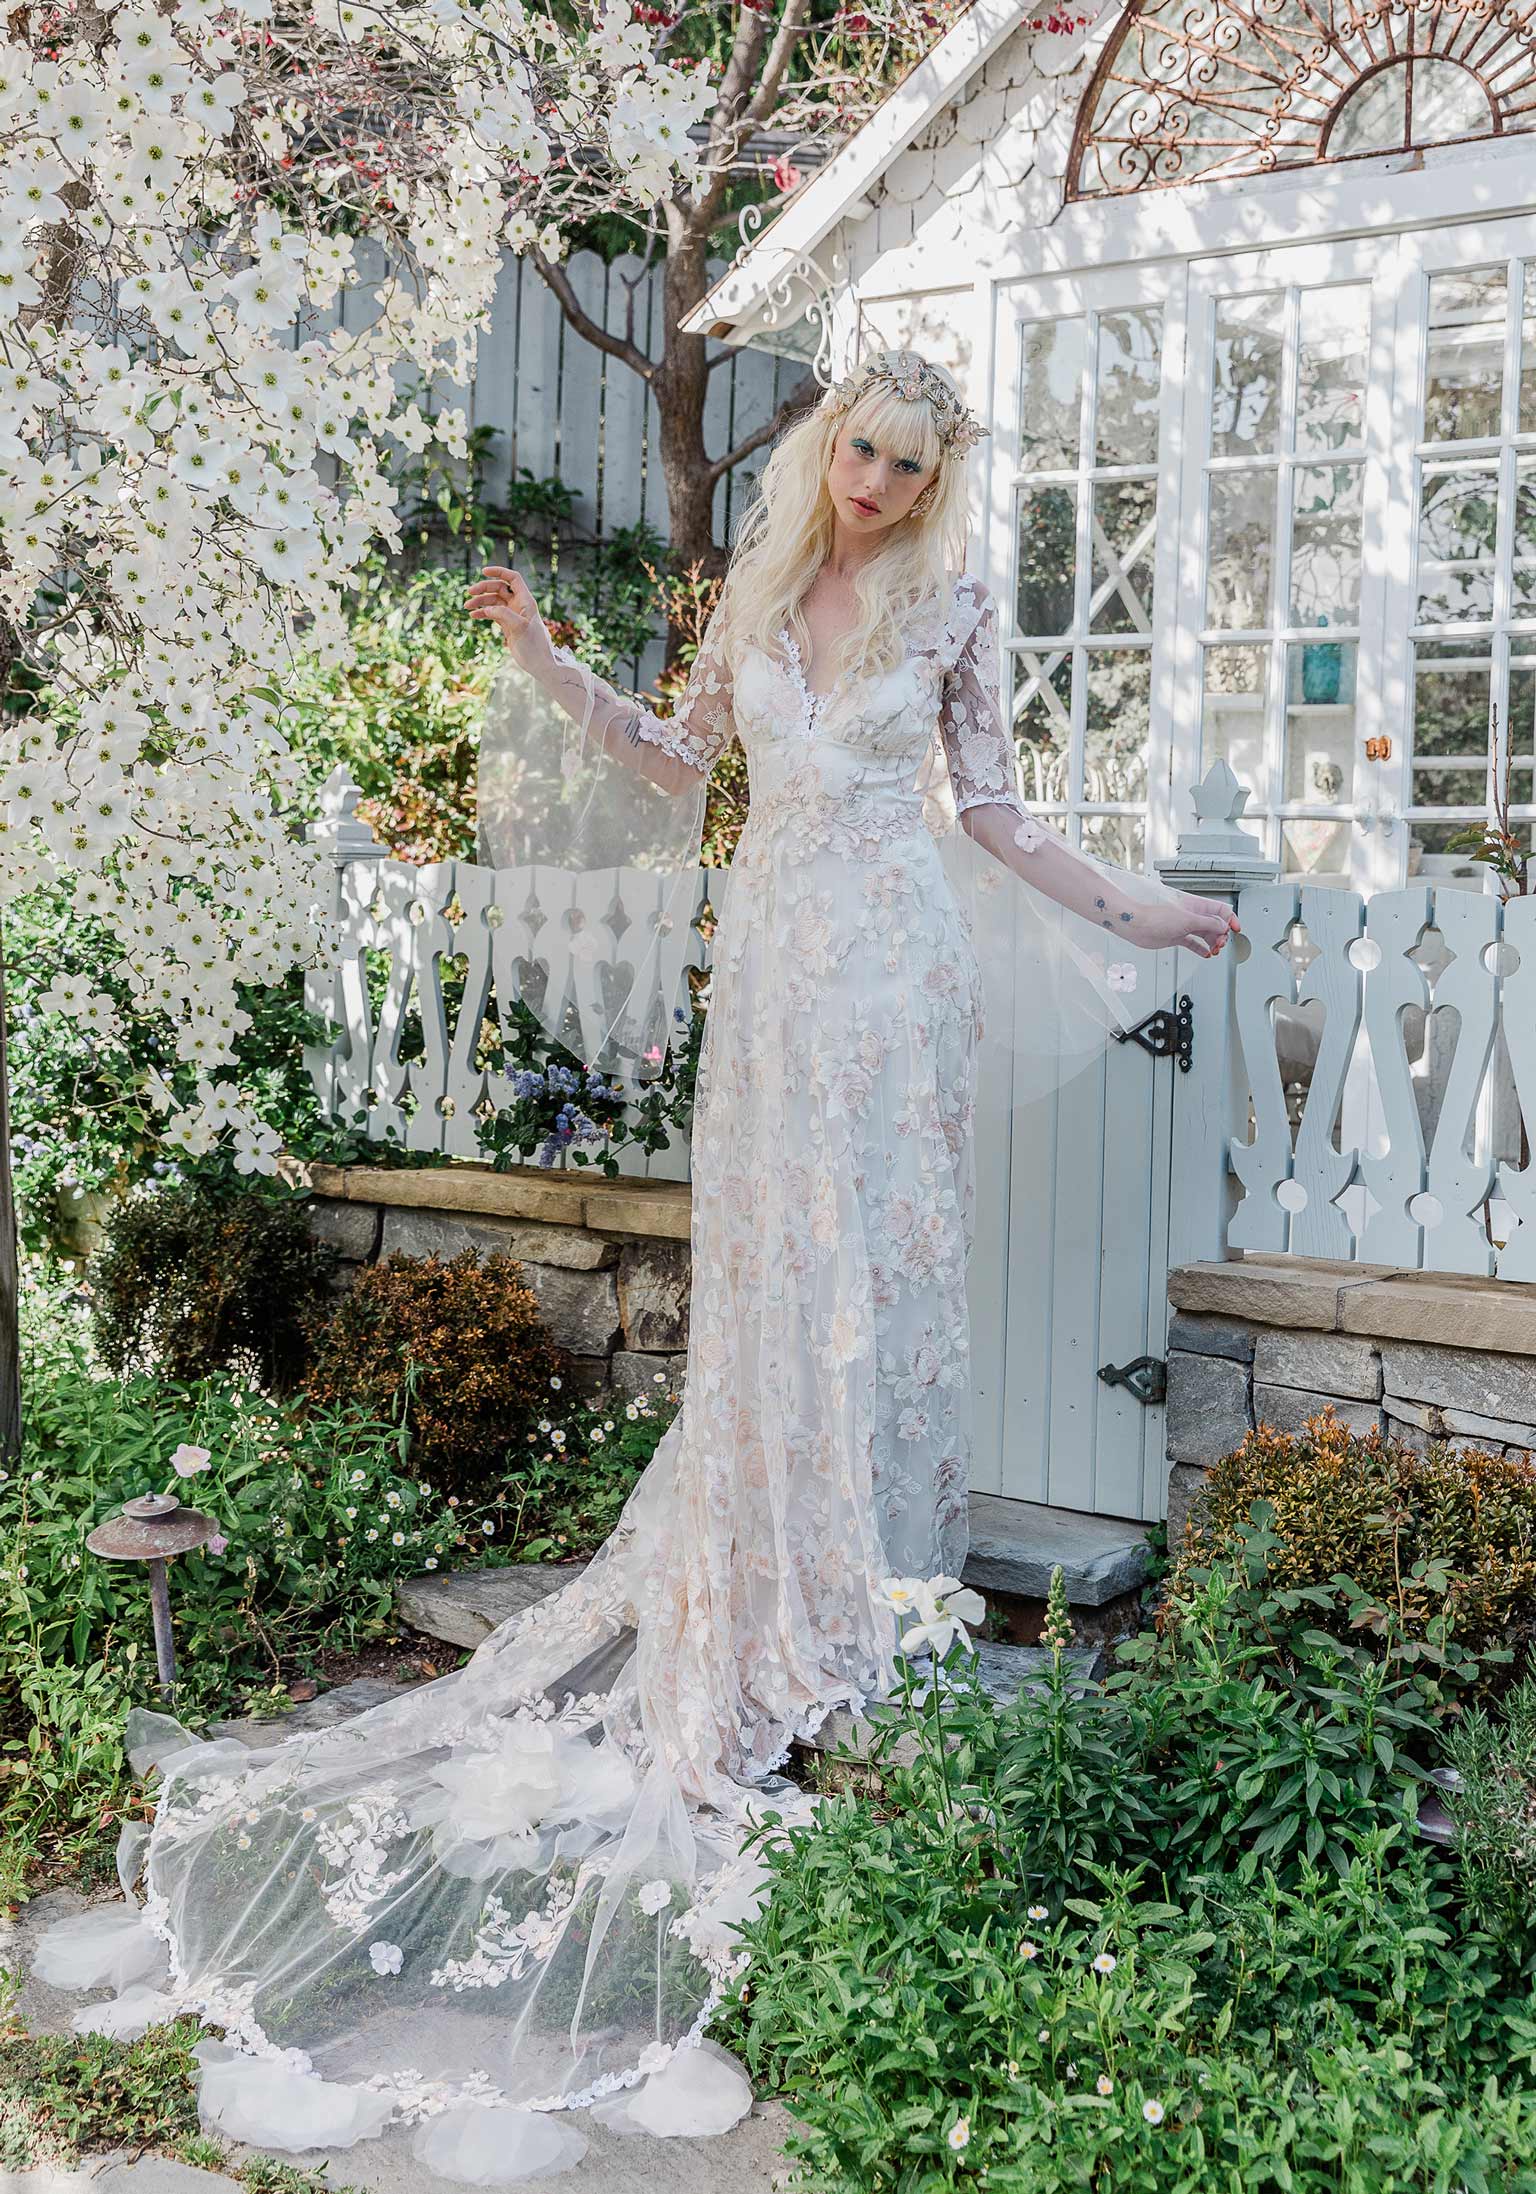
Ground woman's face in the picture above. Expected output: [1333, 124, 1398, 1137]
[826, 421, 933, 537]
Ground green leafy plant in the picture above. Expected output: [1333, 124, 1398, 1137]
[1446, 1676, 1536, 1960]
[304, 1248, 571, 1499]
[1169, 1410, 1536, 1685]
[88, 1179, 338, 1391]
[725, 1553, 1536, 2192]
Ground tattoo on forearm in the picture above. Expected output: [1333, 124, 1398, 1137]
[620, 710, 646, 748]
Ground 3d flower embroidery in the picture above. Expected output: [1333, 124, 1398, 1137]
[1107, 962, 1138, 994]
[369, 1941, 403, 1976]
[636, 1879, 674, 1916]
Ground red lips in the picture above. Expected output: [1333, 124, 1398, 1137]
[851, 496, 881, 515]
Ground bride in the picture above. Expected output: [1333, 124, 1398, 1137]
[38, 351, 1235, 2181]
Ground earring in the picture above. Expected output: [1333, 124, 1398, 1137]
[912, 484, 937, 517]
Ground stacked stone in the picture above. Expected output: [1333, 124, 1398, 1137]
[1164, 1258, 1536, 1548]
[304, 1164, 691, 1405]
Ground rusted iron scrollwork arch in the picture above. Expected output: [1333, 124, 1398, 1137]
[1067, 0, 1536, 200]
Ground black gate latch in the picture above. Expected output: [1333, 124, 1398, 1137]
[1114, 993, 1193, 1072]
[1098, 1355, 1167, 1405]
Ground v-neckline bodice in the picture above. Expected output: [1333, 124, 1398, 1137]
[779, 627, 837, 727]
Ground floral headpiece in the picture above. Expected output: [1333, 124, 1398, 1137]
[822, 350, 990, 457]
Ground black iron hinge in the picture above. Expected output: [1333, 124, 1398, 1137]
[1114, 993, 1193, 1072]
[1098, 1355, 1167, 1406]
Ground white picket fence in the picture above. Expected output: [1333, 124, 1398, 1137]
[1229, 883, 1536, 1280]
[309, 241, 795, 690]
[303, 757, 1536, 1277]
[303, 769, 726, 1182]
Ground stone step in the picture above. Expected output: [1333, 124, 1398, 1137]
[393, 1498, 1150, 1655]
[799, 1638, 1102, 1768]
[211, 1676, 422, 1749]
[964, 1495, 1150, 1607]
[396, 1559, 589, 1649]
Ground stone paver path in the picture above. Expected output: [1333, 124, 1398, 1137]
[4, 1894, 796, 2194]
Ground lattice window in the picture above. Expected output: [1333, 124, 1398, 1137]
[1070, 0, 1536, 200]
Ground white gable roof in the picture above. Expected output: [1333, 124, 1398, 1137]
[679, 0, 1029, 344]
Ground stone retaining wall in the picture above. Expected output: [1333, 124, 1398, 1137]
[1164, 1257, 1536, 1548]
[289, 1159, 692, 1407]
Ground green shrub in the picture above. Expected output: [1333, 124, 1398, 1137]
[304, 1248, 571, 1498]
[1169, 1410, 1536, 1682]
[1447, 1676, 1536, 1960]
[88, 1180, 337, 1391]
[727, 1556, 1536, 2193]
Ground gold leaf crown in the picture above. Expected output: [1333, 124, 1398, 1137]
[822, 349, 990, 457]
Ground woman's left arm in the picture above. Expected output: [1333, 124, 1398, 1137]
[938, 587, 1239, 959]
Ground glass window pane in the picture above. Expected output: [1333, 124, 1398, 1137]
[1212, 295, 1284, 458]
[1409, 818, 1517, 888]
[1080, 813, 1145, 872]
[1295, 287, 1369, 453]
[1413, 646, 1491, 809]
[1090, 478, 1156, 635]
[1011, 652, 1072, 804]
[1282, 819, 1352, 880]
[1424, 270, 1506, 442]
[1020, 317, 1084, 470]
[1326, 67, 1406, 159]
[1513, 460, 1536, 617]
[1411, 59, 1493, 147]
[1283, 640, 1357, 804]
[1416, 465, 1498, 623]
[1290, 463, 1363, 626]
[1207, 471, 1275, 629]
[1200, 643, 1269, 789]
[1094, 308, 1161, 466]
[1519, 265, 1536, 436]
[1509, 657, 1536, 772]
[1085, 651, 1150, 805]
[1015, 485, 1076, 636]
[1413, 762, 1490, 807]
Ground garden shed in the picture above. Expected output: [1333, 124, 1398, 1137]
[667, 0, 1536, 1525]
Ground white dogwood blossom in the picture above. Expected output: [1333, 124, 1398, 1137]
[0, 1, 711, 1167]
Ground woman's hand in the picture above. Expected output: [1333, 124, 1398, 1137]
[1145, 892, 1241, 959]
[464, 565, 558, 679]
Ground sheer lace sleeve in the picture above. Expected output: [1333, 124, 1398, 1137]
[939, 584, 1235, 958]
[535, 613, 735, 799]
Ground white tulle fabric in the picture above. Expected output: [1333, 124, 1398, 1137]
[38, 575, 1208, 2182]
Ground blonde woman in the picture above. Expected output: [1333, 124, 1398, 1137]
[40, 355, 1235, 2182]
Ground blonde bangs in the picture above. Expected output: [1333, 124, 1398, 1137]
[837, 382, 943, 473]
[713, 353, 977, 692]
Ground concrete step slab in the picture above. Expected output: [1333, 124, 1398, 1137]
[798, 1638, 1102, 1766]
[394, 1560, 589, 1650]
[964, 1495, 1150, 1606]
[391, 1498, 1150, 1658]
[210, 1676, 423, 1749]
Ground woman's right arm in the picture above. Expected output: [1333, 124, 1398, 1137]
[466, 565, 735, 798]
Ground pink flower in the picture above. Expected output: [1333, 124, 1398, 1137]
[168, 1443, 212, 1478]
[206, 1532, 229, 1557]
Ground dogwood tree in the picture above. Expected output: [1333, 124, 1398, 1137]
[0, 0, 717, 1452]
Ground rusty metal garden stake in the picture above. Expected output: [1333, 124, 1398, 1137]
[86, 1491, 217, 1694]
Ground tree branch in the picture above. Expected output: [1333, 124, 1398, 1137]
[688, 0, 811, 240]
[707, 371, 819, 484]
[529, 251, 655, 382]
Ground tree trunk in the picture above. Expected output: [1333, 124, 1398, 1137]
[652, 242, 726, 608]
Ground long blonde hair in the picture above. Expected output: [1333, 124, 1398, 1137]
[712, 359, 975, 691]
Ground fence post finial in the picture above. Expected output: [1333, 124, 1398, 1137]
[1156, 760, 1280, 894]
[308, 765, 383, 863]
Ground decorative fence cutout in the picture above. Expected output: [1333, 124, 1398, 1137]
[1229, 884, 1536, 1279]
[304, 773, 726, 1182]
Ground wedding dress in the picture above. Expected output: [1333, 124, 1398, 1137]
[37, 574, 1216, 2180]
